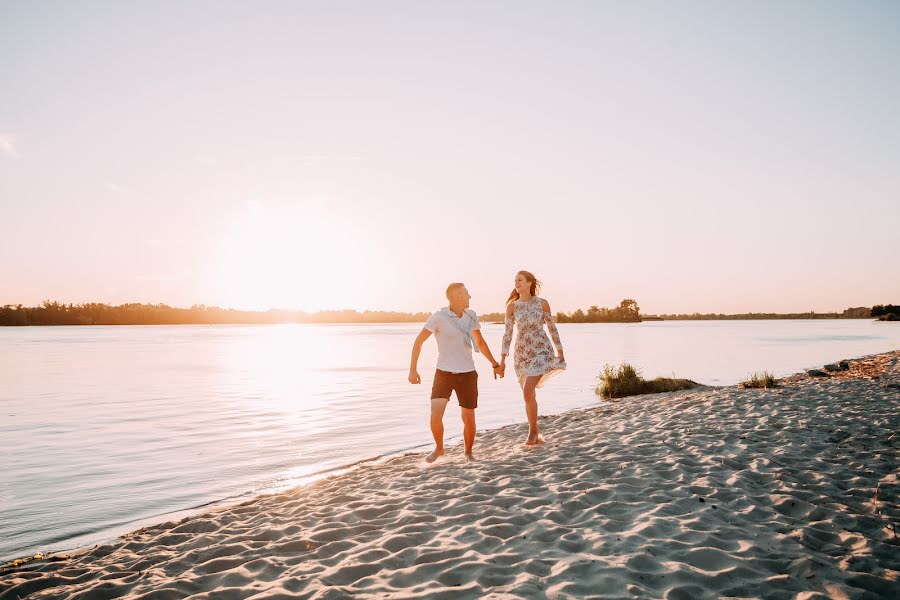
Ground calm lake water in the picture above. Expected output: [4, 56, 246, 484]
[2, 319, 899, 561]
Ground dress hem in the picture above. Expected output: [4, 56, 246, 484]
[516, 361, 567, 389]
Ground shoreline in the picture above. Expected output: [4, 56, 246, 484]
[2, 350, 898, 598]
[0, 440, 443, 567]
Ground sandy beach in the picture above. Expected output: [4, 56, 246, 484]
[2, 352, 898, 599]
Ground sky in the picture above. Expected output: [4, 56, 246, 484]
[2, 1, 899, 314]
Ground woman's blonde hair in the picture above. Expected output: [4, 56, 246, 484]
[506, 270, 541, 305]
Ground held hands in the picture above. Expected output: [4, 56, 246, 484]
[493, 362, 506, 380]
[408, 370, 421, 385]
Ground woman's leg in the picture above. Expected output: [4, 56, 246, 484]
[522, 375, 544, 445]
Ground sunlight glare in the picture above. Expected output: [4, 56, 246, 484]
[207, 201, 369, 311]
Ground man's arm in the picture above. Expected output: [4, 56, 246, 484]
[472, 329, 504, 379]
[409, 328, 432, 384]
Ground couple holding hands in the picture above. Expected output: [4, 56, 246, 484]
[408, 270, 566, 463]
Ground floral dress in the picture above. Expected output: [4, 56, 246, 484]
[501, 296, 566, 388]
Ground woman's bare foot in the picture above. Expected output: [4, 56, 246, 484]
[464, 452, 475, 463]
[525, 431, 545, 446]
[426, 448, 444, 463]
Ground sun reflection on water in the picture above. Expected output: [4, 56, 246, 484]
[218, 325, 335, 418]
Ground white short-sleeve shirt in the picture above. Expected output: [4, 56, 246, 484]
[424, 308, 481, 373]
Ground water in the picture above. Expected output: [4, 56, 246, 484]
[2, 319, 898, 561]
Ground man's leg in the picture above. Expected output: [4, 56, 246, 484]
[428, 397, 449, 462]
[461, 407, 476, 462]
[458, 370, 478, 462]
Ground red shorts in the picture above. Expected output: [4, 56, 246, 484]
[431, 369, 478, 409]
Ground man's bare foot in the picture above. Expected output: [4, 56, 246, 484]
[426, 448, 444, 463]
[525, 431, 545, 446]
[464, 452, 475, 463]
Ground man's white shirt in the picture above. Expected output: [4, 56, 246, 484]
[424, 308, 480, 373]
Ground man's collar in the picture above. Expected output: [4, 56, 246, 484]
[444, 305, 467, 318]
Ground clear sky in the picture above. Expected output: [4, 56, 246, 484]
[2, 1, 898, 314]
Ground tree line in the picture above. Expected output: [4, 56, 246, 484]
[481, 299, 641, 323]
[557, 299, 641, 323]
[484, 302, 876, 323]
[650, 307, 872, 320]
[0, 301, 429, 326]
[0, 300, 891, 326]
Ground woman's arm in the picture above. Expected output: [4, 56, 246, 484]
[500, 303, 515, 363]
[541, 299, 564, 360]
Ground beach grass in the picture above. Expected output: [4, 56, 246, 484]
[741, 371, 778, 389]
[597, 363, 697, 399]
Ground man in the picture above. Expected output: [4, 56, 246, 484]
[409, 283, 504, 463]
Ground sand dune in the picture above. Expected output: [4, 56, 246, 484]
[2, 352, 898, 599]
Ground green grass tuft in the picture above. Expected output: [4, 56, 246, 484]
[740, 371, 778, 389]
[597, 363, 697, 399]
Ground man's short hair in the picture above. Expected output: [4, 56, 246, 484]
[446, 282, 465, 300]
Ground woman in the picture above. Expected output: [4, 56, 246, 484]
[500, 270, 566, 445]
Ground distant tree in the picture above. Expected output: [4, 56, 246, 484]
[586, 305, 607, 322]
[618, 299, 640, 320]
[479, 312, 505, 323]
[872, 304, 899, 317]
[842, 307, 872, 319]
